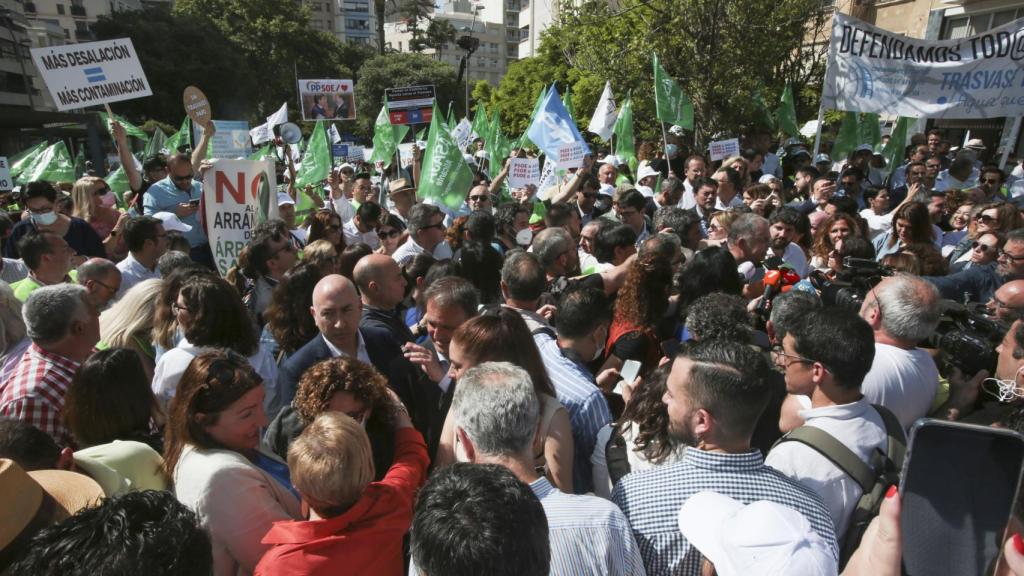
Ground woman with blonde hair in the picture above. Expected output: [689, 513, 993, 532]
[99, 278, 162, 381]
[71, 176, 128, 260]
[302, 239, 340, 276]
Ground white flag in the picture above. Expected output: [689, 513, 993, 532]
[588, 81, 617, 141]
[266, 103, 288, 129]
[250, 122, 272, 145]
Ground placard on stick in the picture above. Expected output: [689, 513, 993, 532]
[709, 138, 740, 162]
[183, 86, 212, 128]
[508, 158, 540, 189]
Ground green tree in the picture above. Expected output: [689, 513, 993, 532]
[173, 0, 374, 125]
[92, 5, 255, 125]
[471, 80, 494, 114]
[426, 18, 457, 60]
[352, 52, 460, 139]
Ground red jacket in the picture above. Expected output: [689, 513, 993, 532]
[255, 427, 429, 576]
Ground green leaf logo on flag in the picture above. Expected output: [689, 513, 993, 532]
[419, 102, 474, 211]
[653, 54, 693, 129]
[776, 86, 800, 138]
[144, 128, 168, 159]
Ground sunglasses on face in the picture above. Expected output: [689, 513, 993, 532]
[378, 228, 401, 239]
[976, 214, 998, 224]
[981, 178, 1001, 185]
[173, 174, 194, 182]
[421, 222, 446, 232]
[972, 241, 995, 253]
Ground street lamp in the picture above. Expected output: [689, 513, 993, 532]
[457, 7, 481, 115]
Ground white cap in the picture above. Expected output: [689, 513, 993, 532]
[813, 153, 831, 164]
[152, 212, 192, 233]
[965, 138, 986, 150]
[602, 154, 620, 166]
[758, 174, 779, 184]
[277, 192, 295, 206]
[637, 164, 660, 182]
[678, 491, 837, 576]
[599, 183, 616, 197]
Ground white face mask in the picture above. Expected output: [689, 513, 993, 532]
[30, 211, 57, 226]
[515, 227, 533, 247]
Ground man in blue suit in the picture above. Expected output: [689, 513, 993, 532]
[278, 274, 430, 439]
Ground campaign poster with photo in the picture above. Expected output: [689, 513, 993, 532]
[298, 79, 357, 121]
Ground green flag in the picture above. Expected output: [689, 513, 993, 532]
[447, 102, 456, 131]
[416, 126, 428, 142]
[562, 86, 577, 127]
[18, 141, 74, 184]
[486, 106, 513, 173]
[517, 84, 549, 149]
[248, 143, 276, 161]
[613, 94, 637, 175]
[881, 117, 913, 177]
[776, 85, 800, 138]
[830, 111, 860, 162]
[99, 112, 149, 142]
[419, 102, 474, 211]
[9, 141, 48, 182]
[164, 118, 191, 155]
[370, 105, 409, 167]
[653, 54, 693, 129]
[753, 89, 775, 132]
[294, 121, 331, 219]
[106, 162, 133, 208]
[471, 105, 490, 142]
[73, 146, 86, 178]
[859, 113, 882, 151]
[144, 128, 168, 158]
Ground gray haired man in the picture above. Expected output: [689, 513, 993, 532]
[391, 203, 453, 265]
[0, 284, 100, 444]
[451, 361, 644, 576]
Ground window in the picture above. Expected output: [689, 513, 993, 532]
[311, 2, 322, 11]
[0, 71, 29, 95]
[343, 2, 369, 11]
[941, 8, 1024, 40]
[63, 29, 70, 39]
[346, 18, 369, 30]
[56, 4, 65, 14]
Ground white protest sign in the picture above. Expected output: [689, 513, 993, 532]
[346, 145, 365, 163]
[823, 13, 1024, 118]
[31, 38, 151, 111]
[537, 158, 561, 200]
[250, 123, 272, 145]
[709, 138, 740, 162]
[203, 159, 279, 276]
[452, 118, 473, 151]
[508, 158, 541, 189]
[398, 142, 415, 168]
[0, 157, 10, 191]
[555, 141, 586, 169]
[194, 120, 252, 159]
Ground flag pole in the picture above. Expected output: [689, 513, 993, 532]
[811, 102, 826, 157]
[1000, 116, 1022, 171]
[660, 121, 671, 175]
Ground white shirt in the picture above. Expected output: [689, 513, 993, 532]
[151, 338, 278, 411]
[714, 193, 744, 211]
[590, 422, 684, 500]
[329, 195, 355, 223]
[767, 242, 809, 278]
[765, 398, 890, 541]
[116, 252, 160, 299]
[859, 208, 892, 240]
[861, 343, 939, 430]
[677, 179, 697, 210]
[342, 218, 380, 249]
[321, 332, 371, 365]
[391, 237, 453, 266]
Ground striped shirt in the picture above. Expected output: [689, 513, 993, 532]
[530, 476, 646, 576]
[612, 448, 838, 576]
[534, 334, 612, 493]
[0, 343, 80, 445]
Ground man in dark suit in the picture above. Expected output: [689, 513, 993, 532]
[401, 276, 480, 458]
[354, 253, 413, 345]
[278, 274, 427, 438]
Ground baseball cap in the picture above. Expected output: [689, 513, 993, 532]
[965, 138, 986, 151]
[637, 164, 660, 181]
[276, 192, 295, 206]
[152, 212, 193, 233]
[813, 153, 831, 164]
[669, 125, 686, 137]
[758, 174, 779, 184]
[678, 491, 838, 576]
[599, 183, 616, 197]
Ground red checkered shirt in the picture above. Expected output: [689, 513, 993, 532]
[0, 343, 80, 446]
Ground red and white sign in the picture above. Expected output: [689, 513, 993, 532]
[508, 158, 540, 189]
[709, 137, 740, 162]
[555, 141, 586, 169]
[298, 79, 356, 121]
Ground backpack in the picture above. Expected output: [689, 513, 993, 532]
[772, 404, 906, 568]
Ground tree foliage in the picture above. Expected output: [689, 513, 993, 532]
[92, 5, 254, 125]
[352, 52, 460, 140]
[173, 0, 374, 124]
[494, 0, 830, 148]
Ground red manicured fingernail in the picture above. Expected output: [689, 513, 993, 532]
[886, 485, 897, 499]
[1013, 533, 1024, 555]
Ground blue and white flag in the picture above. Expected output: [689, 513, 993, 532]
[527, 87, 590, 169]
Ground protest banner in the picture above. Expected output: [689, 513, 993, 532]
[709, 138, 740, 162]
[823, 13, 1024, 118]
[555, 141, 586, 169]
[508, 158, 540, 189]
[203, 159, 278, 276]
[183, 86, 212, 127]
[385, 85, 436, 125]
[528, 87, 589, 169]
[30, 38, 151, 111]
[0, 157, 10, 191]
[298, 79, 356, 121]
[453, 118, 473, 151]
[194, 120, 252, 159]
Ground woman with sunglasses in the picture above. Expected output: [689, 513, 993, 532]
[950, 230, 1005, 274]
[947, 202, 1023, 264]
[375, 213, 406, 256]
[942, 199, 975, 258]
[164, 349, 301, 576]
[4, 181, 105, 262]
[71, 176, 129, 261]
[306, 209, 346, 254]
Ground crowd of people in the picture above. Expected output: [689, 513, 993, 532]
[2, 117, 1024, 576]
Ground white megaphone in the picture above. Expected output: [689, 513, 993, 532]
[278, 122, 302, 144]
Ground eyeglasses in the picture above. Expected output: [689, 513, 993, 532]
[92, 278, 117, 292]
[981, 178, 1001, 185]
[972, 241, 995, 253]
[468, 195, 491, 202]
[976, 214, 999, 224]
[378, 228, 401, 239]
[172, 174, 194, 182]
[273, 243, 296, 256]
[770, 345, 817, 369]
[998, 249, 1024, 262]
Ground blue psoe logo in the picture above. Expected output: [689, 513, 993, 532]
[83, 67, 106, 83]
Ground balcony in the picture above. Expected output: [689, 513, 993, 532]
[70, 5, 87, 17]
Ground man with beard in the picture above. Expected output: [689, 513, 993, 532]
[765, 207, 809, 277]
[612, 340, 838, 575]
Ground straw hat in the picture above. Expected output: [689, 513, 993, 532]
[0, 459, 104, 550]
